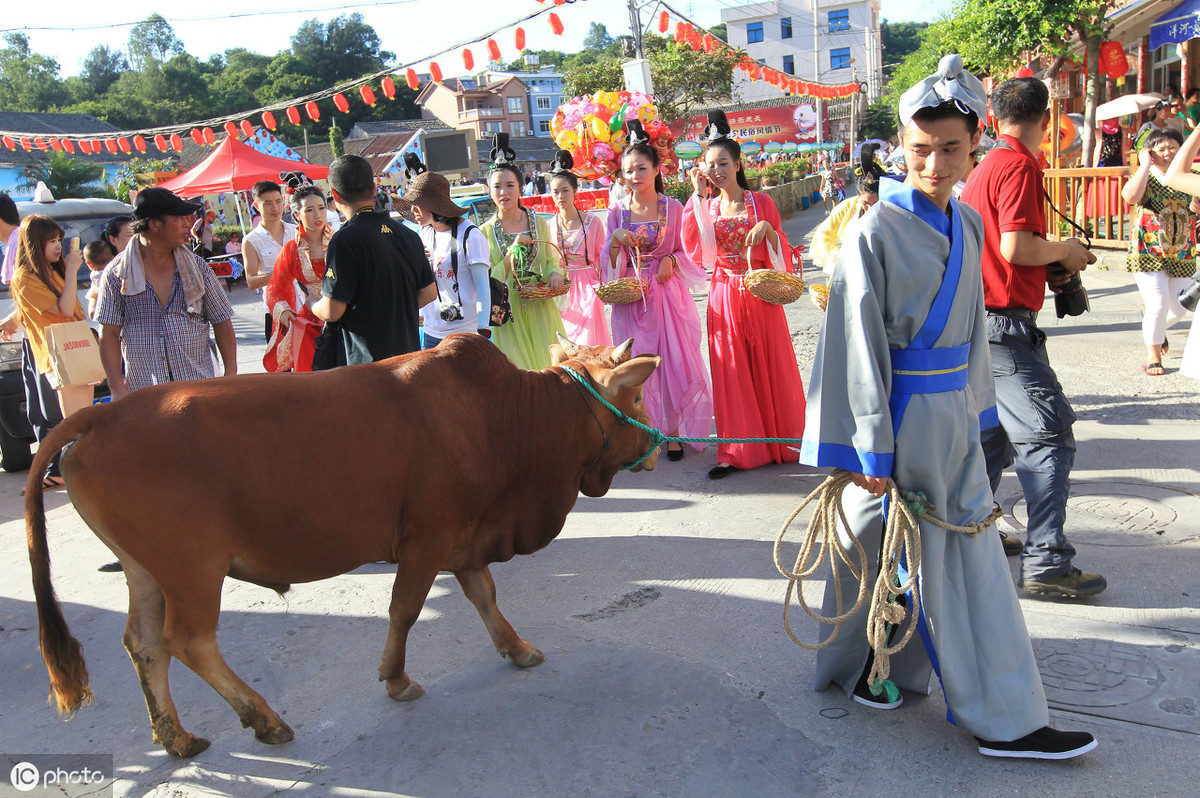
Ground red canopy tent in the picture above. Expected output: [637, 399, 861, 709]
[157, 136, 329, 196]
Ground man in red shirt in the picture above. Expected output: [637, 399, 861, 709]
[960, 77, 1105, 598]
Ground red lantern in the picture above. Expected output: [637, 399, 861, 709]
[79, 139, 93, 154]
[462, 48, 475, 71]
[0, 135, 13, 150]
[286, 106, 301, 126]
[430, 61, 443, 83]
[50, 138, 63, 151]
[305, 101, 320, 121]
[118, 137, 132, 154]
[62, 138, 75, 154]
[262, 111, 277, 131]
[549, 12, 564, 35]
[90, 138, 101, 152]
[20, 138, 32, 151]
[515, 27, 526, 50]
[34, 137, 48, 151]
[202, 127, 215, 145]
[333, 93, 350, 113]
[105, 138, 118, 154]
[488, 39, 502, 61]
[383, 75, 397, 98]
[674, 22, 686, 43]
[658, 10, 669, 33]
[224, 121, 240, 140]
[133, 135, 147, 153]
[1099, 40, 1129, 80]
[360, 85, 376, 107]
[240, 119, 255, 138]
[171, 133, 184, 152]
[154, 134, 168, 152]
[1014, 66, 1034, 78]
[405, 68, 418, 90]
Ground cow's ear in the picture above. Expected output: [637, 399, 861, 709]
[598, 355, 661, 392]
[549, 344, 570, 365]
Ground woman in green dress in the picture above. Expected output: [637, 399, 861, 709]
[480, 133, 566, 370]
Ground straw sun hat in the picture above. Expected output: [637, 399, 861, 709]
[398, 172, 467, 219]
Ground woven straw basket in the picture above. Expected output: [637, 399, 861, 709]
[810, 282, 830, 311]
[744, 269, 806, 305]
[597, 245, 649, 305]
[511, 239, 570, 301]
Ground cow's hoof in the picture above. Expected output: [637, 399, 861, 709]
[387, 679, 425, 702]
[165, 735, 211, 758]
[511, 646, 545, 669]
[256, 722, 294, 745]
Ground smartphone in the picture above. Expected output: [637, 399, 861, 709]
[68, 236, 81, 254]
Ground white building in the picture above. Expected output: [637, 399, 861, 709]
[720, 1, 883, 103]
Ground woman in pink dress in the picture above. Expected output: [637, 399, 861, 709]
[547, 149, 611, 346]
[263, 186, 331, 372]
[601, 121, 713, 461]
[682, 111, 806, 479]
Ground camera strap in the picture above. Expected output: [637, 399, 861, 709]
[991, 140, 1091, 247]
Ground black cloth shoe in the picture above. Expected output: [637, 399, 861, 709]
[852, 667, 903, 710]
[1000, 532, 1022, 557]
[977, 727, 1097, 760]
[708, 464, 741, 480]
[666, 445, 684, 462]
[1019, 567, 1106, 598]
[97, 561, 123, 573]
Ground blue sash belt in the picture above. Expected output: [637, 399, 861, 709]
[889, 344, 970, 395]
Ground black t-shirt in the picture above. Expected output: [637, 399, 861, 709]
[322, 209, 434, 364]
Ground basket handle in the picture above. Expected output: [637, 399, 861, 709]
[507, 238, 564, 287]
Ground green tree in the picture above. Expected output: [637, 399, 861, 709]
[880, 21, 929, 78]
[127, 14, 184, 70]
[949, 0, 1116, 164]
[79, 45, 128, 97]
[289, 13, 394, 89]
[504, 50, 571, 72]
[0, 33, 67, 111]
[18, 152, 106, 199]
[882, 20, 954, 111]
[582, 23, 614, 52]
[563, 34, 740, 124]
[329, 124, 345, 159]
[108, 157, 176, 203]
[859, 98, 898, 140]
[709, 23, 728, 43]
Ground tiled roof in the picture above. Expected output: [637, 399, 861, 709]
[350, 119, 452, 138]
[0, 112, 119, 136]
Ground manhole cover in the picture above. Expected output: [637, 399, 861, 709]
[1035, 639, 1164, 708]
[1002, 481, 1200, 547]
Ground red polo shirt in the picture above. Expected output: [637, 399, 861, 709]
[960, 134, 1048, 311]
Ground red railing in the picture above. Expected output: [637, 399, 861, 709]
[1042, 166, 1132, 246]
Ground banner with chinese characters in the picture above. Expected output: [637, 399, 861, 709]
[668, 104, 820, 148]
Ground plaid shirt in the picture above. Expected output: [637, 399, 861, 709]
[95, 256, 234, 392]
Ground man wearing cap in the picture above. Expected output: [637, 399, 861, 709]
[96, 187, 237, 402]
[961, 77, 1105, 600]
[311, 155, 436, 365]
[801, 55, 1097, 760]
[399, 170, 492, 347]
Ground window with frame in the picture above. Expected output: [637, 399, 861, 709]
[536, 96, 552, 110]
[508, 96, 523, 113]
[829, 10, 850, 32]
[830, 48, 851, 70]
[539, 120, 551, 133]
[747, 21, 764, 44]
[781, 17, 792, 38]
[783, 55, 795, 75]
[511, 120, 527, 136]
[484, 122, 503, 135]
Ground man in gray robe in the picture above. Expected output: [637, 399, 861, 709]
[799, 54, 1097, 760]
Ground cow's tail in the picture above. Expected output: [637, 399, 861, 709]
[26, 411, 96, 716]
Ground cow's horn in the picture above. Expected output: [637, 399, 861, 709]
[555, 332, 580, 356]
[612, 338, 634, 364]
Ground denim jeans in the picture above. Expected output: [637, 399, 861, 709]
[22, 338, 64, 478]
[980, 313, 1078, 581]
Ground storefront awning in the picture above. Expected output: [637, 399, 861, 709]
[1150, 0, 1200, 51]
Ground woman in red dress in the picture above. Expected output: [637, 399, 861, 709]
[263, 186, 332, 372]
[682, 111, 806, 479]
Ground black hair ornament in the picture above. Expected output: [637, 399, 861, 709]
[549, 148, 575, 176]
[489, 132, 517, 168]
[403, 152, 427, 180]
[278, 170, 312, 196]
[625, 119, 650, 147]
[702, 110, 734, 143]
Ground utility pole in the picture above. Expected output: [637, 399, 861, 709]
[812, 0, 823, 149]
[623, 0, 654, 95]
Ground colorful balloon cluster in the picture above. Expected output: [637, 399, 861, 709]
[550, 91, 677, 181]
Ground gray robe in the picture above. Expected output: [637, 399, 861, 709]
[799, 178, 1048, 742]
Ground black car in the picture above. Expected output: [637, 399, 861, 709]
[0, 338, 35, 472]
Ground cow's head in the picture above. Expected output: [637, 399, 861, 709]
[551, 335, 661, 497]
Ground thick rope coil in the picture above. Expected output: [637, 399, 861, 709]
[774, 469, 1004, 689]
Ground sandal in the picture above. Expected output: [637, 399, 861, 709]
[21, 475, 66, 496]
[1162, 338, 1169, 355]
[1142, 362, 1165, 376]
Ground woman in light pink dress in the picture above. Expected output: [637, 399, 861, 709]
[546, 149, 611, 346]
[600, 121, 713, 461]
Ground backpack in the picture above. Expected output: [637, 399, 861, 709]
[447, 218, 512, 326]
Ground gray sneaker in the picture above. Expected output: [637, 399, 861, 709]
[1019, 567, 1106, 598]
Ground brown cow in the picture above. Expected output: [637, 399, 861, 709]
[27, 334, 660, 757]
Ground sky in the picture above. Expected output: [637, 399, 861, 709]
[2, 0, 956, 78]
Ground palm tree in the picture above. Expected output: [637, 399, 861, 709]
[18, 151, 107, 199]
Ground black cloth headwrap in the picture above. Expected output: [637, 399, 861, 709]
[549, 148, 574, 175]
[403, 152, 427, 180]
[703, 110, 733, 143]
[625, 120, 649, 147]
[489, 132, 517, 166]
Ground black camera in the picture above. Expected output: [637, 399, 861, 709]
[1049, 264, 1090, 319]
[1179, 268, 1200, 312]
[439, 303, 464, 322]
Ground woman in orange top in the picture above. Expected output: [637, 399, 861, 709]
[9, 214, 93, 488]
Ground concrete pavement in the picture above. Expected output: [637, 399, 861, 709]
[0, 201, 1197, 797]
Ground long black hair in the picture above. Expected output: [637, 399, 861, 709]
[700, 111, 750, 191]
